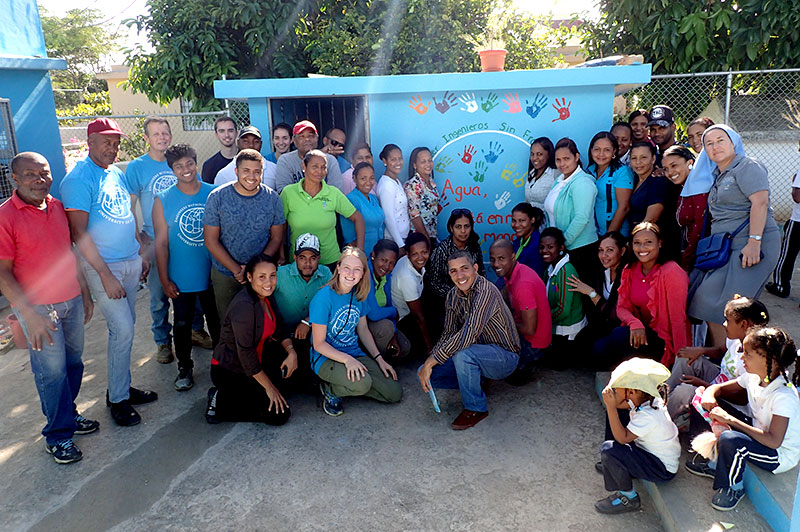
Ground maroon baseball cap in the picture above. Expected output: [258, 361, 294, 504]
[293, 120, 317, 136]
[87, 117, 127, 137]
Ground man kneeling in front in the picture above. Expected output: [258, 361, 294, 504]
[418, 250, 520, 429]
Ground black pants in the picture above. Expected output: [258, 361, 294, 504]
[688, 397, 751, 440]
[172, 287, 220, 371]
[568, 241, 600, 281]
[592, 325, 665, 371]
[772, 218, 800, 294]
[601, 440, 675, 491]
[210, 349, 291, 425]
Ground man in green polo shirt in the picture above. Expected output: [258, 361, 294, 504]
[274, 233, 331, 386]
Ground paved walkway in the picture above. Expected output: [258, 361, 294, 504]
[2, 282, 797, 531]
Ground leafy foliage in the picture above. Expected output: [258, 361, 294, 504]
[582, 0, 800, 74]
[56, 92, 112, 123]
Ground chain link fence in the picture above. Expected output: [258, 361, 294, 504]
[621, 69, 800, 222]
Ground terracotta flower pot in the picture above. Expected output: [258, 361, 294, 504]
[478, 49, 507, 72]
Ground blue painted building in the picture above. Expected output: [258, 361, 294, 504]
[215, 65, 651, 255]
[0, 0, 67, 191]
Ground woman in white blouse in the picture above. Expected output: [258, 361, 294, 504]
[376, 143, 411, 248]
[526, 137, 559, 219]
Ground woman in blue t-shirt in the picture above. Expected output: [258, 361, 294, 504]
[586, 131, 634, 236]
[309, 246, 402, 416]
[153, 144, 220, 391]
[341, 162, 385, 255]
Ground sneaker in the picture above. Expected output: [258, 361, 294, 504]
[191, 329, 213, 349]
[45, 439, 83, 464]
[156, 343, 174, 364]
[594, 491, 641, 514]
[451, 409, 488, 430]
[105, 387, 158, 406]
[765, 282, 789, 298]
[320, 383, 343, 417]
[685, 454, 715, 479]
[174, 368, 194, 391]
[74, 414, 100, 435]
[109, 400, 141, 427]
[205, 387, 221, 424]
[711, 487, 745, 511]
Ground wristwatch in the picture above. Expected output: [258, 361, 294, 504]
[749, 235, 762, 241]
[588, 290, 598, 299]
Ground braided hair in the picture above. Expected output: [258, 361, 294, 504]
[724, 294, 769, 327]
[744, 327, 799, 386]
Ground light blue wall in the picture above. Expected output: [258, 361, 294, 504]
[1, 0, 47, 57]
[0, 0, 67, 191]
[215, 66, 651, 259]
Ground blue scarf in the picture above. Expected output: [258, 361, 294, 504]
[681, 124, 745, 197]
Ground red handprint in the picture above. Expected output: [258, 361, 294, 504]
[552, 98, 571, 122]
[502, 93, 522, 113]
[438, 193, 450, 212]
[460, 145, 476, 164]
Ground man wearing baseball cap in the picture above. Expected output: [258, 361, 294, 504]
[275, 120, 343, 193]
[647, 105, 677, 156]
[60, 118, 158, 427]
[213, 125, 278, 189]
[273, 233, 332, 384]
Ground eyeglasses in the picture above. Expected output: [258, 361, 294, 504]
[326, 137, 345, 148]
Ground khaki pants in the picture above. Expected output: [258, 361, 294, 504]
[318, 356, 402, 403]
[367, 319, 411, 358]
[211, 267, 244, 320]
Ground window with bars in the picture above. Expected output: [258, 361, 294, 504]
[0, 99, 17, 201]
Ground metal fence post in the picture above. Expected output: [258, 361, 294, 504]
[724, 70, 732, 124]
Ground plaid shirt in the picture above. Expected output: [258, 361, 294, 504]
[431, 275, 521, 364]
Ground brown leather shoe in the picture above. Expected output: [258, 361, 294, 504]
[451, 409, 488, 430]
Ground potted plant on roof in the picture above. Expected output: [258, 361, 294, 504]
[467, 16, 507, 72]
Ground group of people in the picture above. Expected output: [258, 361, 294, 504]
[4, 104, 799, 517]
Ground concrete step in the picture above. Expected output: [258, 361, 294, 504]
[595, 372, 776, 532]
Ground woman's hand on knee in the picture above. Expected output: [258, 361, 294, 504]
[629, 328, 648, 349]
[376, 355, 398, 381]
[345, 356, 368, 382]
[265, 383, 289, 414]
[677, 346, 704, 365]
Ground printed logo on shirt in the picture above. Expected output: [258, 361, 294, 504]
[175, 203, 205, 246]
[99, 180, 134, 224]
[328, 305, 360, 347]
[149, 171, 178, 196]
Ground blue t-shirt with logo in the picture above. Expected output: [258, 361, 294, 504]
[203, 182, 286, 277]
[159, 182, 215, 292]
[308, 285, 368, 373]
[60, 157, 139, 262]
[126, 153, 178, 238]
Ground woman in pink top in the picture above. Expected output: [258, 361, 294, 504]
[592, 222, 690, 370]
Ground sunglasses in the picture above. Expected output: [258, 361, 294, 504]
[326, 138, 345, 148]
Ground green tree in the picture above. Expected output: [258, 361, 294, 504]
[39, 7, 117, 106]
[582, 0, 800, 74]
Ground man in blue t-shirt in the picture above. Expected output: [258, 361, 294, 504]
[60, 118, 158, 427]
[127, 117, 211, 364]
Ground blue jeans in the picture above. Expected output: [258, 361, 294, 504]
[147, 268, 206, 345]
[714, 430, 779, 490]
[83, 256, 141, 404]
[429, 344, 519, 412]
[14, 295, 85, 445]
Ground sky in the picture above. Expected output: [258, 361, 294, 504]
[36, 0, 600, 63]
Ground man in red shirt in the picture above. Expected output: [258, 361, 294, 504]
[0, 152, 96, 464]
[490, 239, 552, 385]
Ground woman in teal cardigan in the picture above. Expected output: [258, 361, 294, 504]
[543, 137, 599, 278]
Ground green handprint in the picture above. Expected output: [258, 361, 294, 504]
[470, 161, 487, 182]
[480, 92, 500, 113]
[435, 155, 453, 173]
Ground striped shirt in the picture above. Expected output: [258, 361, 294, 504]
[431, 275, 521, 364]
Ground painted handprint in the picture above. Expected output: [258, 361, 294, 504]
[470, 161, 488, 182]
[481, 141, 504, 164]
[458, 93, 478, 113]
[408, 95, 430, 115]
[552, 97, 572, 122]
[439, 193, 450, 211]
[513, 175, 525, 188]
[480, 92, 500, 113]
[502, 93, 522, 114]
[525, 93, 548, 119]
[460, 145, 476, 164]
[434, 91, 457, 114]
[494, 191, 511, 210]
[500, 163, 520, 183]
[434, 155, 453, 174]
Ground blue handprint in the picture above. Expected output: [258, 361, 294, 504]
[525, 93, 548, 119]
[470, 161, 487, 182]
[481, 141, 505, 164]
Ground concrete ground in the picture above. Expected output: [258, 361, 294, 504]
[1, 278, 798, 532]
